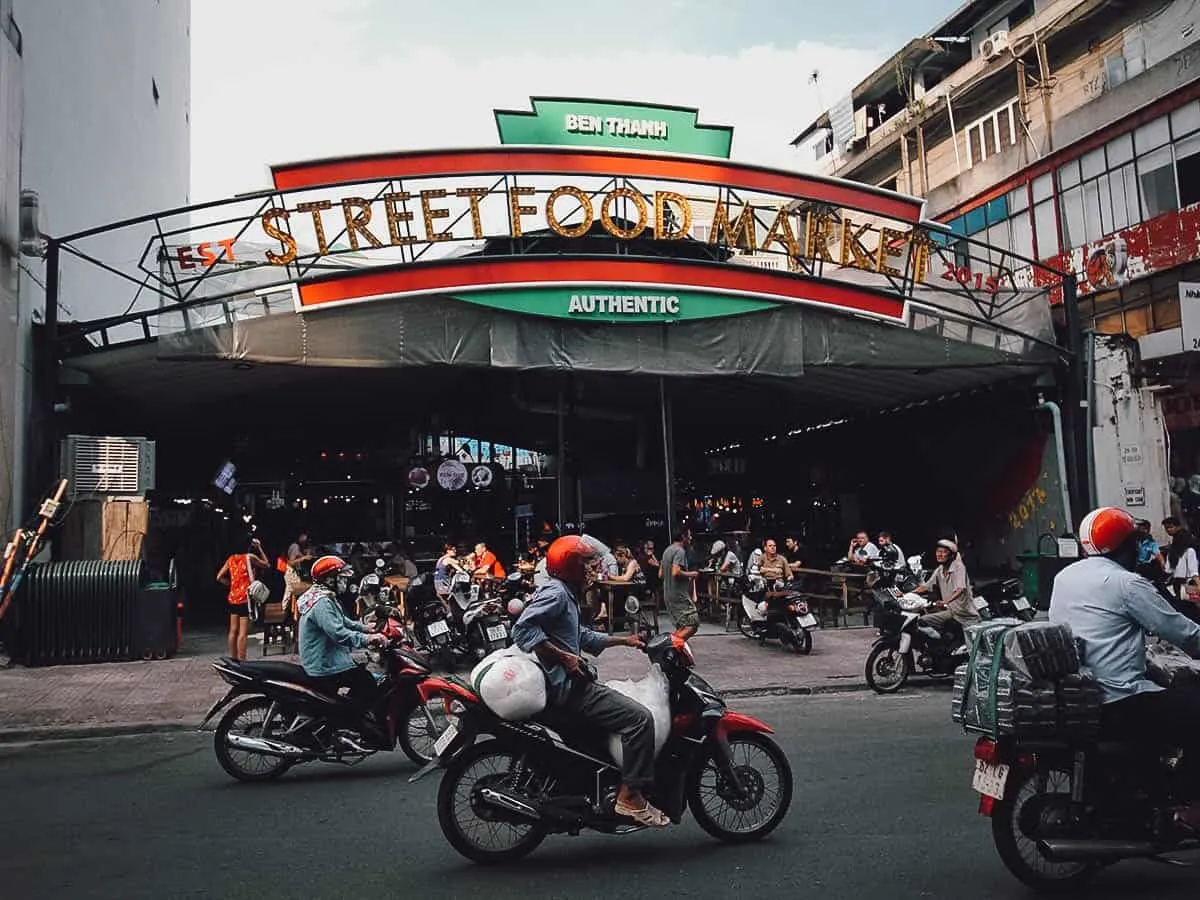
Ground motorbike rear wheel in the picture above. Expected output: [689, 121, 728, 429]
[437, 742, 547, 865]
[688, 732, 792, 842]
[991, 766, 1098, 893]
[865, 642, 910, 694]
[213, 696, 296, 782]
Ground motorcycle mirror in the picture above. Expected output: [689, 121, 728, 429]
[375, 558, 385, 569]
[624, 596, 640, 615]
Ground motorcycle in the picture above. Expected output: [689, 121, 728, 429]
[411, 611, 793, 864]
[199, 609, 449, 780]
[969, 730, 1200, 892]
[973, 575, 1036, 622]
[737, 575, 817, 654]
[356, 558, 394, 628]
[865, 555, 925, 626]
[409, 574, 458, 666]
[865, 588, 970, 693]
[448, 572, 513, 662]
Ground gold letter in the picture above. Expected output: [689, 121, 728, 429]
[760, 206, 799, 259]
[340, 198, 384, 251]
[382, 192, 414, 246]
[840, 218, 877, 270]
[296, 200, 332, 254]
[509, 186, 537, 237]
[654, 191, 691, 240]
[804, 211, 837, 263]
[709, 200, 758, 251]
[875, 227, 908, 277]
[261, 208, 297, 265]
[600, 187, 648, 240]
[546, 186, 594, 238]
[419, 189, 453, 243]
[455, 188, 489, 240]
[909, 230, 931, 283]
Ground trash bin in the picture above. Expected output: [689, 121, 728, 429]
[1026, 533, 1082, 612]
[1017, 552, 1039, 606]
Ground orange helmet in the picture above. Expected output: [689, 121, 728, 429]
[1079, 507, 1136, 556]
[545, 535, 602, 585]
[311, 554, 350, 586]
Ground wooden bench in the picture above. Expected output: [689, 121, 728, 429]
[787, 567, 869, 628]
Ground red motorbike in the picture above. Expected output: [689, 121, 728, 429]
[412, 630, 793, 864]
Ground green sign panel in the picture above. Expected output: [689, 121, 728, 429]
[452, 287, 774, 323]
[494, 97, 734, 158]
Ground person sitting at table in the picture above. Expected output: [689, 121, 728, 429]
[471, 541, 506, 581]
[608, 544, 645, 584]
[784, 536, 805, 571]
[757, 538, 793, 584]
[708, 540, 743, 577]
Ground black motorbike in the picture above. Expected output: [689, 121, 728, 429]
[865, 589, 969, 693]
[200, 610, 447, 779]
[865, 556, 925, 627]
[408, 574, 459, 667]
[973, 575, 1036, 622]
[412, 631, 793, 864]
[736, 576, 817, 654]
[969, 729, 1200, 892]
[450, 573, 514, 662]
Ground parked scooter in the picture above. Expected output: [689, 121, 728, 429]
[972, 575, 1035, 622]
[409, 575, 458, 667]
[737, 576, 817, 654]
[447, 572, 513, 661]
[865, 589, 970, 693]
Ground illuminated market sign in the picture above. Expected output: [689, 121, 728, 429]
[494, 98, 734, 157]
[452, 286, 777, 322]
[253, 181, 932, 283]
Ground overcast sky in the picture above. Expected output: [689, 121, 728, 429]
[190, 0, 964, 202]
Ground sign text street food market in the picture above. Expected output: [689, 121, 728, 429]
[253, 183, 935, 283]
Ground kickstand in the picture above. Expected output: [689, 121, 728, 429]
[1149, 855, 1191, 868]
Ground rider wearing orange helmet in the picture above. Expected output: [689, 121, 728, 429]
[298, 555, 388, 714]
[1050, 507, 1200, 823]
[510, 533, 669, 827]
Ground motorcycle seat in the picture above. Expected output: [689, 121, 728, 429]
[228, 658, 325, 689]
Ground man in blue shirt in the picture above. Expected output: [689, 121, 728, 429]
[511, 534, 668, 827]
[1135, 519, 1160, 566]
[1050, 507, 1200, 825]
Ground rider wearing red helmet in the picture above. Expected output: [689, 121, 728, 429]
[1051, 507, 1200, 824]
[510, 533, 669, 828]
[298, 555, 388, 717]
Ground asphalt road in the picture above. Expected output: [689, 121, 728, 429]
[0, 689, 1196, 900]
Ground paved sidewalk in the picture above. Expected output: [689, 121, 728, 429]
[0, 624, 877, 741]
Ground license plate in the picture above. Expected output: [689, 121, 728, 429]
[428, 619, 450, 637]
[1013, 596, 1031, 611]
[486, 624, 508, 642]
[798, 614, 818, 628]
[433, 723, 459, 757]
[972, 759, 1010, 800]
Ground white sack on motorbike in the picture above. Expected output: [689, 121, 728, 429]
[471, 648, 547, 721]
[602, 667, 671, 766]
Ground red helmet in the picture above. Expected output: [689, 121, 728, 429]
[1079, 507, 1136, 556]
[311, 554, 350, 586]
[545, 535, 602, 584]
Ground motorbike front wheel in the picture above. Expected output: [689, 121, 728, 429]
[792, 628, 813, 655]
[865, 642, 910, 694]
[398, 700, 448, 765]
[991, 766, 1098, 893]
[437, 742, 548, 865]
[688, 732, 793, 842]
[213, 696, 296, 782]
[737, 608, 758, 640]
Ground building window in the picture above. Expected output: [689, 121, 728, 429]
[152, 78, 160, 106]
[1139, 146, 1177, 218]
[964, 98, 1020, 168]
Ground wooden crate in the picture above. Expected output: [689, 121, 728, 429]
[60, 498, 148, 561]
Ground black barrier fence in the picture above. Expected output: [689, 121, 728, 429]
[12, 560, 178, 666]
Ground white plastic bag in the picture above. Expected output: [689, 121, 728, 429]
[603, 667, 671, 766]
[470, 648, 547, 721]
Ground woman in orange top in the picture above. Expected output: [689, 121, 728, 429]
[216, 536, 270, 660]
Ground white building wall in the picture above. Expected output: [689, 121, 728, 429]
[1092, 335, 1172, 540]
[7, 0, 189, 525]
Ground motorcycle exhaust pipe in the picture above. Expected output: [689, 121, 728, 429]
[225, 733, 313, 759]
[478, 787, 541, 821]
[1038, 839, 1159, 862]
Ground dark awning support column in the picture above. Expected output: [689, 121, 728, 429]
[660, 376, 674, 544]
[556, 383, 565, 529]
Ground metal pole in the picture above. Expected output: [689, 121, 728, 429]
[1084, 329, 1098, 510]
[945, 87, 962, 176]
[556, 384, 565, 529]
[659, 377, 674, 544]
[35, 240, 62, 508]
[1060, 274, 1087, 529]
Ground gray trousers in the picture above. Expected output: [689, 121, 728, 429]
[561, 679, 656, 790]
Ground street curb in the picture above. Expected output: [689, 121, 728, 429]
[0, 720, 200, 744]
[0, 682, 873, 743]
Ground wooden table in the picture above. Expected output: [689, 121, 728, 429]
[787, 566, 868, 627]
[591, 580, 640, 633]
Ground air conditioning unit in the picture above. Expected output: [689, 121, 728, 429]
[982, 29, 1010, 61]
[61, 435, 156, 499]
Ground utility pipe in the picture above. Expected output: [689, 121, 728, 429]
[1038, 394, 1074, 533]
[1084, 331, 1098, 510]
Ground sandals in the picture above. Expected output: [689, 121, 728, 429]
[614, 798, 671, 827]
